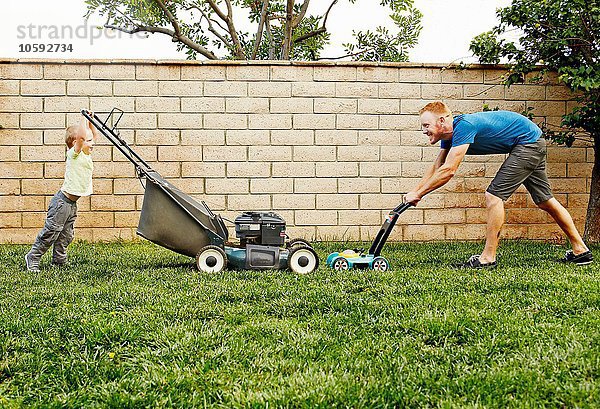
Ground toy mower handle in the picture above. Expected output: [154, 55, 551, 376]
[393, 202, 413, 214]
[368, 201, 413, 257]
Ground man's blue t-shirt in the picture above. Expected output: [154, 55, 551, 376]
[440, 111, 542, 155]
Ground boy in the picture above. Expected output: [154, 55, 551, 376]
[25, 112, 98, 272]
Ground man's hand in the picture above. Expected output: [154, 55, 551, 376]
[404, 191, 421, 206]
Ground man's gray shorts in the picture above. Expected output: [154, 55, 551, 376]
[486, 138, 554, 204]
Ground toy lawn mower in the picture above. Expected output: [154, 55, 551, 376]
[83, 109, 318, 274]
[326, 202, 412, 271]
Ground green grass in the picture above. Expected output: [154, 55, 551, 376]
[0, 240, 599, 408]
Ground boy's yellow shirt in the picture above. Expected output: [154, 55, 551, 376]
[61, 147, 93, 197]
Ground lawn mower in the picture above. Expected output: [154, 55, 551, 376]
[326, 202, 412, 271]
[82, 109, 318, 274]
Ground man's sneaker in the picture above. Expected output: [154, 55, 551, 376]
[24, 253, 40, 272]
[561, 250, 593, 266]
[455, 254, 497, 269]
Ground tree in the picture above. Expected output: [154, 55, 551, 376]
[470, 0, 600, 242]
[85, 0, 421, 61]
[344, 0, 422, 62]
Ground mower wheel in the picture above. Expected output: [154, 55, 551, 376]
[371, 256, 389, 272]
[196, 245, 227, 273]
[331, 256, 350, 271]
[288, 245, 319, 274]
[287, 238, 312, 249]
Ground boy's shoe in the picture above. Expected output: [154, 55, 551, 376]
[561, 250, 593, 265]
[51, 258, 66, 267]
[25, 253, 40, 272]
[454, 254, 497, 269]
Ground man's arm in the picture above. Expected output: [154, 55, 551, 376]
[405, 144, 469, 205]
[414, 148, 449, 192]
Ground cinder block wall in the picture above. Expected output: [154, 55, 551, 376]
[0, 60, 593, 243]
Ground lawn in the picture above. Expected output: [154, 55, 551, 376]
[0, 240, 599, 408]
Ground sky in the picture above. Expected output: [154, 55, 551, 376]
[2, 0, 513, 64]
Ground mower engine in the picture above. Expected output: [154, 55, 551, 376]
[202, 209, 318, 273]
[226, 211, 289, 270]
[234, 211, 286, 246]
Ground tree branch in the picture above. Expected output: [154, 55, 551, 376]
[191, 6, 230, 34]
[153, 0, 182, 37]
[192, 5, 232, 47]
[292, 0, 310, 28]
[322, 0, 337, 27]
[252, 0, 270, 60]
[206, 0, 245, 59]
[293, 0, 336, 44]
[104, 24, 218, 59]
[293, 27, 326, 44]
[317, 47, 373, 61]
[205, 0, 228, 23]
[265, 18, 275, 59]
[282, 0, 295, 59]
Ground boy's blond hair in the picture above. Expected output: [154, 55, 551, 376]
[419, 101, 452, 116]
[65, 125, 81, 148]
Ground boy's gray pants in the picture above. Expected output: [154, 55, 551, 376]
[28, 190, 77, 267]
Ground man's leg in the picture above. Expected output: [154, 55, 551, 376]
[522, 139, 589, 256]
[480, 192, 505, 264]
[536, 198, 588, 254]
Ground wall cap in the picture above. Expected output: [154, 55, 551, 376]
[0, 58, 518, 70]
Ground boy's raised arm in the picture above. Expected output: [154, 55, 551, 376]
[86, 111, 100, 142]
[73, 126, 84, 154]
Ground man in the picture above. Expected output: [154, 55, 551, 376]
[404, 101, 592, 268]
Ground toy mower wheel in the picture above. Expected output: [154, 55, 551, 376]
[196, 245, 227, 273]
[371, 256, 389, 272]
[288, 245, 319, 274]
[332, 256, 350, 271]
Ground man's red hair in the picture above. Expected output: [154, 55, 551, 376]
[419, 101, 451, 116]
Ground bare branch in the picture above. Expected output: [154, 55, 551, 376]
[293, 0, 337, 44]
[317, 47, 373, 61]
[225, 0, 233, 19]
[206, 0, 245, 59]
[153, 0, 182, 37]
[465, 84, 501, 98]
[252, 0, 270, 60]
[322, 0, 337, 27]
[104, 24, 218, 59]
[292, 0, 310, 28]
[265, 18, 275, 59]
[293, 27, 326, 44]
[192, 5, 232, 47]
[282, 0, 295, 59]
[205, 0, 228, 23]
[186, 5, 229, 33]
[114, 7, 137, 26]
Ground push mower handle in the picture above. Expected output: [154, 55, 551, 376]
[81, 108, 153, 178]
